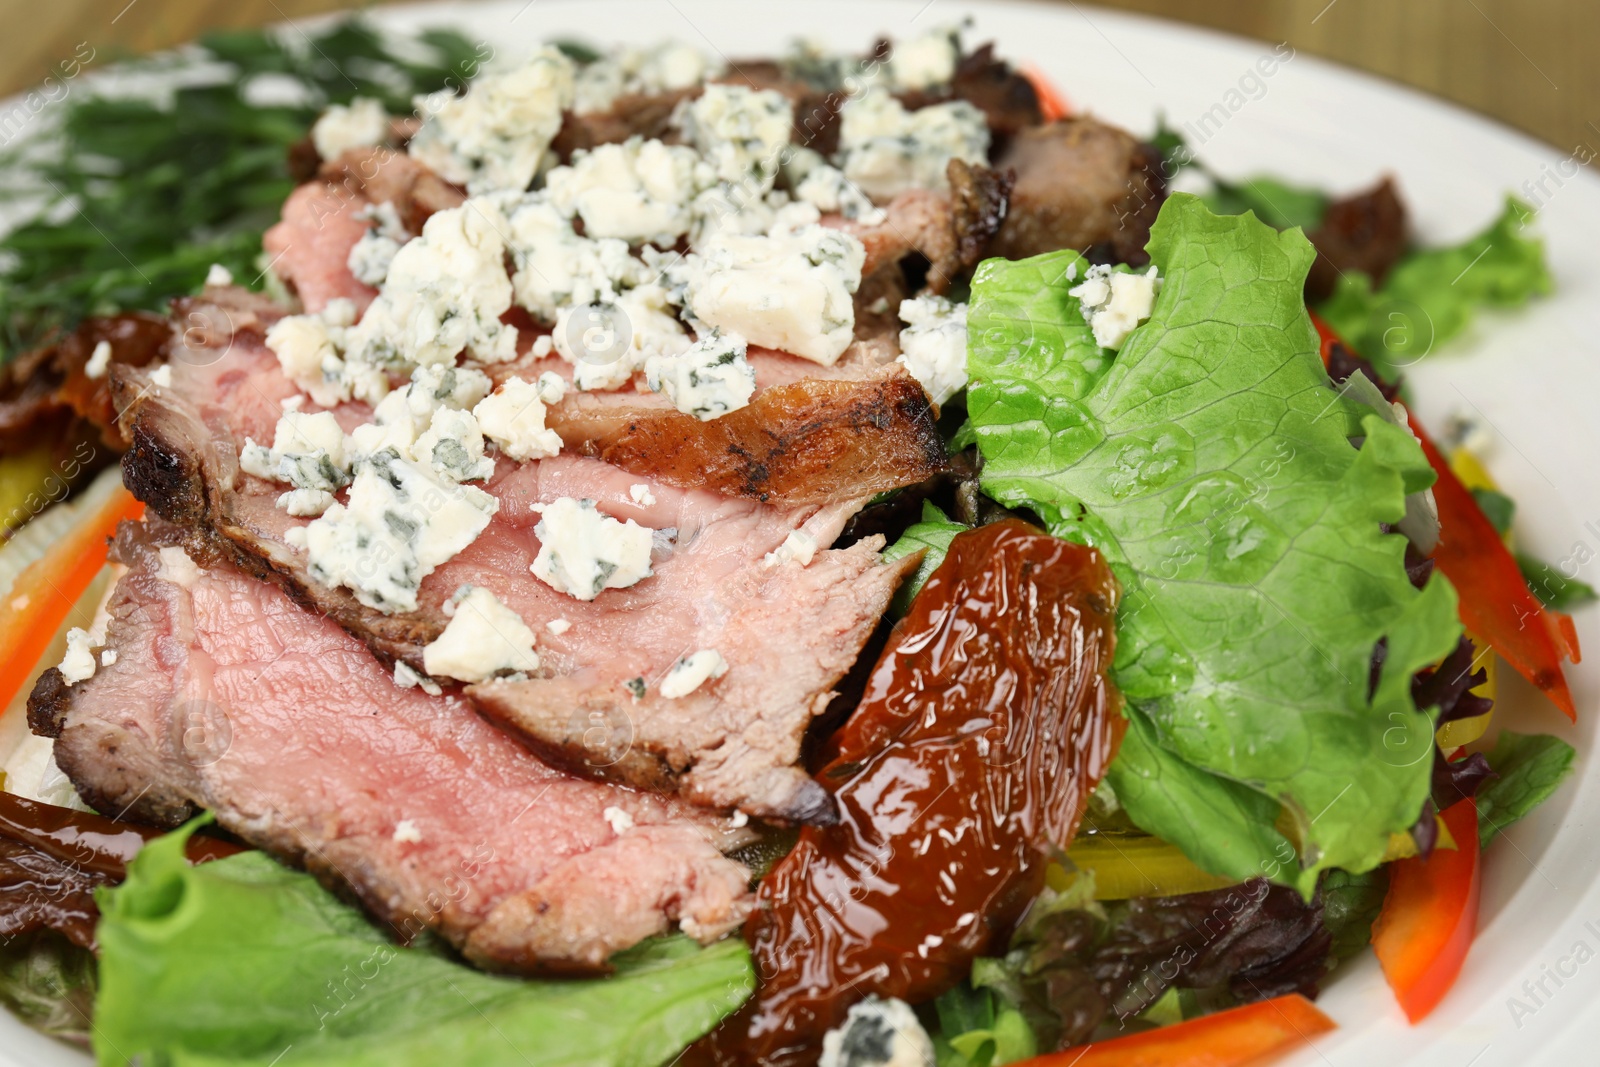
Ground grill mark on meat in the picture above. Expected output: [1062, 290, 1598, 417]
[989, 118, 1167, 267]
[546, 372, 947, 505]
[30, 518, 755, 972]
[114, 312, 915, 820]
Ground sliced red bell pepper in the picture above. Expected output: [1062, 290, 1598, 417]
[0, 485, 143, 709]
[1022, 63, 1072, 122]
[1372, 797, 1481, 1023]
[1310, 311, 1579, 720]
[1013, 994, 1335, 1067]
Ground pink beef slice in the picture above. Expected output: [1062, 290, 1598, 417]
[262, 181, 380, 316]
[26, 518, 755, 973]
[113, 300, 920, 822]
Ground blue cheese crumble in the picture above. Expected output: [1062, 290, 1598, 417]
[238, 410, 351, 493]
[836, 88, 989, 201]
[473, 377, 564, 461]
[544, 137, 709, 246]
[409, 48, 574, 194]
[658, 649, 728, 699]
[423, 585, 541, 682]
[572, 41, 715, 115]
[1069, 263, 1162, 349]
[818, 997, 935, 1067]
[676, 84, 794, 193]
[644, 328, 756, 420]
[500, 196, 647, 323]
[685, 222, 865, 365]
[895, 295, 968, 405]
[312, 96, 388, 161]
[303, 449, 499, 614]
[530, 497, 655, 601]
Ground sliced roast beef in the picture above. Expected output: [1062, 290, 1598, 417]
[900, 41, 1044, 147]
[318, 146, 468, 234]
[553, 87, 700, 161]
[989, 117, 1167, 266]
[261, 181, 381, 316]
[28, 518, 755, 972]
[114, 315, 918, 820]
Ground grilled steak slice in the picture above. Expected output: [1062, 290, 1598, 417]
[29, 518, 755, 972]
[545, 370, 947, 506]
[261, 181, 381, 316]
[1305, 176, 1409, 302]
[114, 319, 915, 820]
[318, 146, 468, 234]
[989, 118, 1167, 266]
[553, 87, 700, 160]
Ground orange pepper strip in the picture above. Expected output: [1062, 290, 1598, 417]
[1022, 63, 1072, 122]
[1309, 311, 1579, 719]
[1013, 994, 1335, 1067]
[0, 486, 143, 709]
[1372, 798, 1481, 1023]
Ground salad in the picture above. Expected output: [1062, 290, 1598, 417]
[0, 16, 1583, 1067]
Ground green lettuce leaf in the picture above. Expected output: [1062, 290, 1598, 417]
[1202, 177, 1329, 232]
[968, 194, 1462, 893]
[883, 501, 968, 614]
[1317, 197, 1552, 379]
[93, 821, 753, 1067]
[1320, 867, 1389, 963]
[1477, 731, 1578, 849]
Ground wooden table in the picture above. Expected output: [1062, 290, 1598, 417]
[0, 0, 1592, 155]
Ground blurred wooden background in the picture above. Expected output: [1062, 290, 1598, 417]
[0, 0, 1593, 154]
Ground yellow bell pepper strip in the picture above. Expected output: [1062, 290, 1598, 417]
[0, 484, 142, 709]
[1371, 797, 1481, 1023]
[1012, 994, 1335, 1067]
[1060, 835, 1240, 900]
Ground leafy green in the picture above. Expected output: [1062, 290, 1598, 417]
[1316, 197, 1552, 380]
[94, 820, 753, 1067]
[932, 979, 1036, 1067]
[1320, 867, 1389, 963]
[0, 930, 96, 1045]
[1516, 553, 1598, 611]
[883, 501, 968, 614]
[1477, 731, 1578, 849]
[1471, 487, 1516, 536]
[968, 194, 1462, 893]
[0, 20, 487, 359]
[1202, 177, 1328, 232]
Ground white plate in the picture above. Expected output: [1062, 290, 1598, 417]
[5, 2, 1599, 1063]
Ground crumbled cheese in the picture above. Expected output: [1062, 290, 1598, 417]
[348, 231, 403, 287]
[84, 340, 112, 379]
[205, 263, 235, 287]
[99, 649, 118, 667]
[896, 295, 968, 405]
[675, 84, 794, 195]
[348, 363, 494, 463]
[422, 585, 541, 682]
[312, 96, 389, 161]
[554, 283, 690, 392]
[685, 224, 864, 365]
[409, 49, 575, 194]
[239, 410, 352, 492]
[157, 545, 202, 589]
[794, 162, 887, 224]
[546, 618, 571, 636]
[573, 41, 715, 114]
[413, 408, 495, 483]
[304, 450, 499, 614]
[57, 628, 97, 685]
[537, 372, 567, 406]
[149, 364, 173, 388]
[644, 328, 756, 420]
[728, 809, 749, 829]
[544, 137, 709, 246]
[659, 649, 728, 699]
[628, 484, 656, 507]
[473, 377, 564, 461]
[394, 660, 443, 696]
[277, 489, 337, 517]
[819, 996, 935, 1067]
[501, 196, 647, 323]
[1069, 264, 1162, 350]
[763, 529, 818, 569]
[344, 200, 519, 374]
[602, 805, 636, 835]
[836, 88, 989, 200]
[392, 819, 424, 844]
[887, 28, 961, 90]
[530, 497, 655, 601]
[264, 310, 352, 408]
